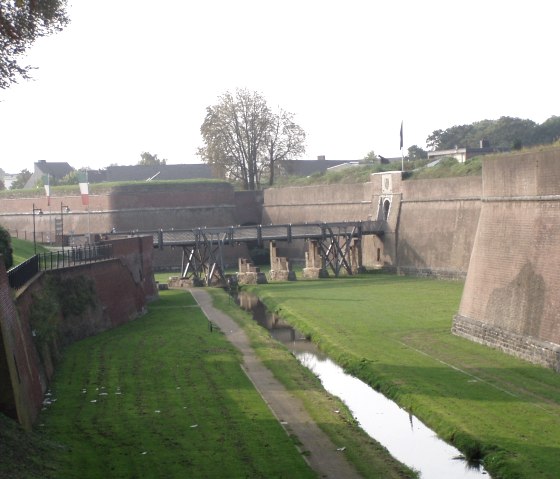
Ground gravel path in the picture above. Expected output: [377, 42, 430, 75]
[190, 288, 362, 479]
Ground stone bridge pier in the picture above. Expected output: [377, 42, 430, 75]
[269, 241, 296, 281]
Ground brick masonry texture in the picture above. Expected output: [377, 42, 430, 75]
[3, 149, 560, 391]
[0, 237, 156, 427]
[456, 148, 560, 367]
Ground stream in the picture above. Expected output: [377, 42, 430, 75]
[237, 292, 490, 479]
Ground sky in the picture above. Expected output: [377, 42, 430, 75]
[1, 0, 559, 175]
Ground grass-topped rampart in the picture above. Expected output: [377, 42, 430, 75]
[0, 178, 230, 199]
[241, 274, 560, 479]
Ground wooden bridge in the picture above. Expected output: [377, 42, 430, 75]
[110, 220, 385, 285]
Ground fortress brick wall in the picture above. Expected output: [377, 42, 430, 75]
[0, 182, 240, 238]
[395, 176, 482, 278]
[261, 181, 384, 265]
[3, 155, 560, 372]
[453, 148, 560, 371]
[0, 182, 253, 270]
[0, 237, 156, 428]
[260, 173, 479, 276]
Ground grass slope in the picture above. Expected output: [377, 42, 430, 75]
[206, 287, 417, 479]
[34, 290, 315, 479]
[245, 274, 560, 479]
[10, 237, 49, 266]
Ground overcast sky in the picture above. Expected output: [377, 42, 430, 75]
[1, 0, 559, 175]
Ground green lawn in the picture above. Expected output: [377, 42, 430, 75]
[36, 289, 315, 479]
[243, 274, 560, 479]
[10, 237, 49, 266]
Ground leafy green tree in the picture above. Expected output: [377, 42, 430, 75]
[199, 89, 271, 190]
[533, 116, 560, 145]
[10, 168, 32, 190]
[58, 170, 80, 185]
[0, 179, 5, 191]
[426, 116, 543, 151]
[406, 145, 428, 161]
[362, 151, 378, 163]
[0, 0, 69, 89]
[138, 152, 166, 166]
[0, 225, 13, 270]
[198, 88, 306, 190]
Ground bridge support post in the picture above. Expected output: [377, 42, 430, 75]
[237, 258, 267, 285]
[269, 241, 296, 281]
[180, 230, 227, 287]
[303, 240, 329, 279]
[350, 238, 365, 274]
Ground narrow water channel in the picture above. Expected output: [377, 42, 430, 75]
[237, 292, 490, 479]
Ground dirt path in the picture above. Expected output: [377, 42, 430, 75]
[190, 288, 362, 479]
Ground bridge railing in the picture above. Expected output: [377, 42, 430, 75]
[109, 220, 385, 248]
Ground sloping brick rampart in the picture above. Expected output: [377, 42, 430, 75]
[453, 149, 560, 370]
[396, 176, 482, 278]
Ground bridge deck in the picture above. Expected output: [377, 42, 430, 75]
[112, 220, 385, 248]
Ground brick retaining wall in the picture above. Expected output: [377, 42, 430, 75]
[0, 237, 156, 428]
[454, 147, 560, 369]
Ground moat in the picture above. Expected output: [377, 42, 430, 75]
[238, 292, 491, 479]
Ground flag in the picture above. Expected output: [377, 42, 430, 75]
[78, 170, 89, 206]
[42, 174, 50, 206]
[400, 121, 404, 150]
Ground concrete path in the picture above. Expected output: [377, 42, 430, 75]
[190, 288, 362, 479]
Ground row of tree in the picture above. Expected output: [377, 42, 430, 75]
[426, 116, 560, 151]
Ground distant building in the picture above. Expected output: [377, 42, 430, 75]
[2, 174, 16, 189]
[427, 140, 508, 164]
[24, 160, 74, 189]
[89, 164, 214, 183]
[280, 156, 354, 177]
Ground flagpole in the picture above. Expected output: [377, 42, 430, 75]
[87, 168, 90, 244]
[400, 120, 404, 172]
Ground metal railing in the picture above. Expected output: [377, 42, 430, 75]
[7, 244, 114, 290]
[7, 255, 40, 290]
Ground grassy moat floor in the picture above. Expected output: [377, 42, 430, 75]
[239, 273, 560, 479]
[2, 273, 559, 479]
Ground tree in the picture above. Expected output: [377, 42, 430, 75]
[58, 170, 79, 185]
[362, 151, 378, 163]
[263, 109, 306, 186]
[198, 89, 306, 190]
[138, 152, 166, 166]
[10, 168, 32, 190]
[533, 116, 560, 145]
[0, 179, 5, 191]
[426, 117, 541, 151]
[406, 145, 428, 161]
[0, 0, 69, 89]
[0, 225, 13, 270]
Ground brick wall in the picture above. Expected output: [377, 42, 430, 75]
[0, 261, 44, 429]
[0, 182, 239, 242]
[454, 147, 560, 368]
[0, 237, 156, 428]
